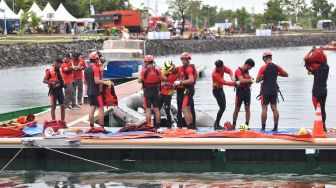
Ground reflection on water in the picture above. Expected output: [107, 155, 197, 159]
[1, 170, 335, 187]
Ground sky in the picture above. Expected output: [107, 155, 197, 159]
[129, 0, 336, 15]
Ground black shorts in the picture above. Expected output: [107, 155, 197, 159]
[236, 87, 251, 108]
[49, 89, 64, 106]
[143, 87, 160, 108]
[261, 94, 277, 105]
[88, 95, 104, 107]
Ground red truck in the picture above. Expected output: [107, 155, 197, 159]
[91, 10, 147, 33]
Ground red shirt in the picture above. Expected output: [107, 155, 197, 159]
[160, 72, 180, 95]
[71, 57, 87, 80]
[61, 60, 74, 84]
[235, 67, 252, 88]
[212, 66, 235, 89]
[257, 62, 287, 78]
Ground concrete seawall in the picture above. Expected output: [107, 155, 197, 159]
[1, 33, 336, 69]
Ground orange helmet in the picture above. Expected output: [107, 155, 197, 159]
[89, 52, 99, 60]
[262, 50, 272, 59]
[144, 55, 155, 62]
[180, 52, 191, 60]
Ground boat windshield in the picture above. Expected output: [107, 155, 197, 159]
[103, 51, 143, 60]
[103, 40, 144, 50]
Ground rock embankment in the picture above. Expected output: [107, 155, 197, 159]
[0, 34, 335, 69]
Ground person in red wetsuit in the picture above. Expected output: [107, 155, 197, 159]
[84, 52, 111, 128]
[232, 59, 255, 128]
[138, 55, 167, 128]
[71, 52, 87, 105]
[61, 53, 79, 110]
[174, 52, 198, 129]
[160, 60, 180, 128]
[256, 50, 288, 132]
[304, 46, 329, 132]
[212, 60, 238, 130]
[43, 58, 65, 121]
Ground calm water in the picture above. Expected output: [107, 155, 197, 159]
[1, 46, 336, 186]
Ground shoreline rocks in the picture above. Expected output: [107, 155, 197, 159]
[0, 34, 335, 69]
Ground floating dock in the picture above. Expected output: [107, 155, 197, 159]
[1, 65, 336, 164]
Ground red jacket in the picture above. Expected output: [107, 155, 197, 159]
[212, 66, 235, 89]
[71, 57, 87, 80]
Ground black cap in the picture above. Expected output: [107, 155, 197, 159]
[215, 60, 224, 67]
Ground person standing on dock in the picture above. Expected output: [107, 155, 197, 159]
[71, 52, 87, 105]
[138, 55, 167, 128]
[85, 52, 111, 128]
[232, 59, 255, 128]
[61, 53, 79, 110]
[43, 58, 65, 121]
[174, 52, 197, 129]
[160, 60, 180, 128]
[303, 46, 329, 132]
[212, 60, 237, 130]
[256, 50, 288, 132]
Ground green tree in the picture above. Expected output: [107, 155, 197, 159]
[264, 0, 285, 25]
[199, 5, 217, 28]
[185, 0, 201, 28]
[233, 7, 251, 28]
[311, 0, 334, 19]
[168, 0, 192, 36]
[30, 12, 41, 32]
[215, 9, 234, 23]
[19, 11, 30, 30]
[281, 0, 307, 23]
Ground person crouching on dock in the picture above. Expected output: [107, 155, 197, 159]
[212, 60, 238, 130]
[138, 55, 167, 128]
[43, 58, 65, 121]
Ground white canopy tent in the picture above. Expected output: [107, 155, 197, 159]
[17, 9, 24, 18]
[0, 0, 19, 19]
[52, 3, 77, 22]
[42, 2, 55, 21]
[28, 2, 43, 18]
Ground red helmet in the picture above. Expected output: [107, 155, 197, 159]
[89, 52, 99, 60]
[180, 52, 191, 60]
[144, 55, 155, 62]
[262, 50, 272, 59]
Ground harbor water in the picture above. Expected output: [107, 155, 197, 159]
[1, 46, 336, 186]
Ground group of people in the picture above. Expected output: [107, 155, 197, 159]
[139, 46, 329, 132]
[43, 52, 87, 121]
[43, 51, 110, 130]
[44, 45, 329, 132]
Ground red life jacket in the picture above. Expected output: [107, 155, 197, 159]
[235, 67, 251, 88]
[43, 120, 67, 132]
[183, 64, 197, 88]
[102, 83, 118, 107]
[46, 66, 63, 89]
[143, 66, 161, 87]
[307, 47, 327, 64]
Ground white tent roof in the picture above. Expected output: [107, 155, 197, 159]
[0, 0, 19, 19]
[18, 9, 24, 18]
[28, 2, 43, 17]
[42, 2, 55, 21]
[52, 3, 77, 22]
